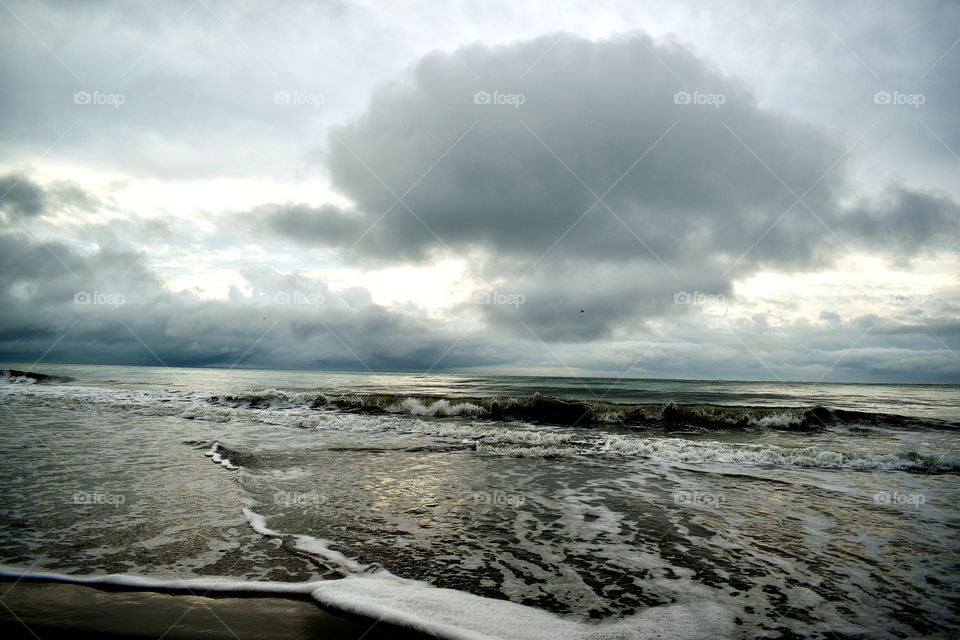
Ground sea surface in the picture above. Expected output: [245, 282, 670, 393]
[0, 363, 958, 639]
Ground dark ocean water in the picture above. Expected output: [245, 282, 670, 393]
[1, 363, 958, 639]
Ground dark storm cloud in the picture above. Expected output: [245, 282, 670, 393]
[267, 33, 840, 266]
[0, 173, 46, 219]
[257, 33, 959, 340]
[0, 172, 101, 221]
[255, 203, 365, 248]
[842, 187, 960, 254]
[0, 232, 162, 306]
[0, 233, 503, 371]
[0, 230, 955, 381]
[464, 259, 735, 342]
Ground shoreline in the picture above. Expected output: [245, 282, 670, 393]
[0, 578, 428, 639]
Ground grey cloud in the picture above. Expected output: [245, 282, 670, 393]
[256, 32, 958, 340]
[3, 1, 957, 192]
[842, 186, 960, 254]
[0, 232, 162, 308]
[0, 173, 46, 219]
[48, 181, 102, 214]
[76, 216, 174, 251]
[0, 233, 502, 371]
[0, 231, 955, 381]
[466, 259, 734, 341]
[255, 204, 365, 248]
[239, 266, 373, 310]
[310, 33, 841, 268]
[0, 0, 391, 180]
[0, 172, 101, 221]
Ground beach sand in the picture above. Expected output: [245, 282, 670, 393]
[0, 579, 426, 639]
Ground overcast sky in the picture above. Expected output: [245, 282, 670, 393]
[1, 0, 958, 382]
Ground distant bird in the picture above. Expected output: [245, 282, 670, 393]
[580, 310, 584, 313]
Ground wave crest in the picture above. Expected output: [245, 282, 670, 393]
[1, 369, 71, 384]
[204, 391, 945, 432]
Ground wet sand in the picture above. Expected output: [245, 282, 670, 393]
[0, 579, 427, 639]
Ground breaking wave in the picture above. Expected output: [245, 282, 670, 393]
[199, 425, 959, 473]
[206, 390, 951, 432]
[0, 369, 71, 384]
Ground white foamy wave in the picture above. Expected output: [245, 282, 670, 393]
[313, 411, 553, 442]
[476, 444, 578, 458]
[480, 430, 577, 446]
[205, 442, 240, 470]
[459, 431, 958, 471]
[5, 383, 956, 472]
[0, 566, 734, 640]
[749, 412, 803, 428]
[0, 369, 69, 384]
[213, 389, 313, 407]
[0, 566, 321, 594]
[601, 437, 959, 471]
[391, 397, 485, 417]
[241, 507, 370, 575]
[311, 573, 734, 640]
[1, 374, 37, 384]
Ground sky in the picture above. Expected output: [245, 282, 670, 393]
[0, 0, 958, 382]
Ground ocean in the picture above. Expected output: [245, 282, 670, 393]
[0, 363, 957, 638]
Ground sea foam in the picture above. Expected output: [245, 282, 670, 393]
[0, 566, 734, 640]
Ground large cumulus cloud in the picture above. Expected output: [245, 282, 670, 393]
[256, 32, 959, 340]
